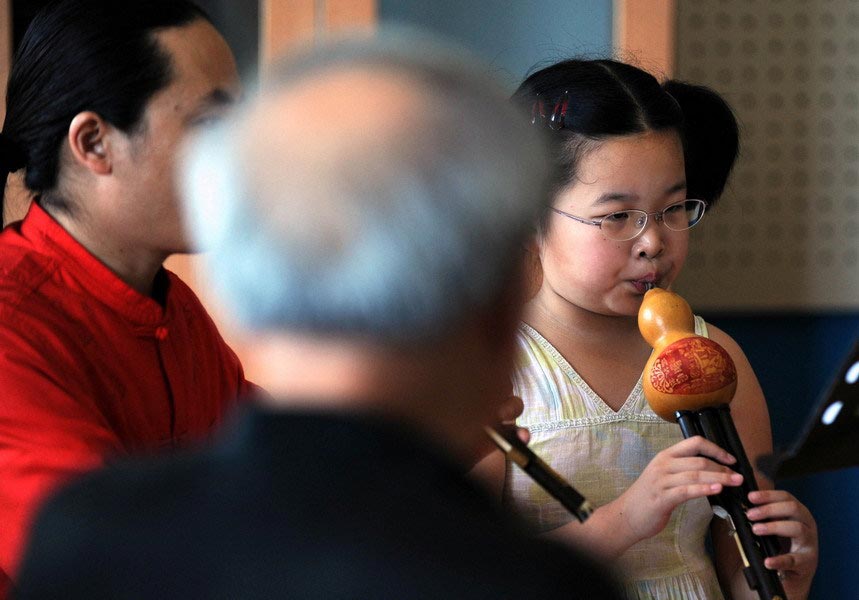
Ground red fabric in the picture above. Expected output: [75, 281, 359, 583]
[0, 204, 252, 593]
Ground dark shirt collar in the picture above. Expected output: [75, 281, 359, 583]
[220, 403, 471, 480]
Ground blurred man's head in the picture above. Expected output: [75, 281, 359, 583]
[182, 33, 551, 459]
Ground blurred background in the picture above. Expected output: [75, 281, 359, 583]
[1, 1, 856, 597]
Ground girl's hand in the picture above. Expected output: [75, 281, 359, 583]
[746, 490, 818, 600]
[616, 436, 743, 542]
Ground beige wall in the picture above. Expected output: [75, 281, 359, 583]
[673, 1, 859, 310]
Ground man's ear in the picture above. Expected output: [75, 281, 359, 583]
[67, 112, 113, 176]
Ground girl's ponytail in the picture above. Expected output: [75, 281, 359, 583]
[663, 80, 739, 209]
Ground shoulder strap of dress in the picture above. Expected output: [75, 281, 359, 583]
[693, 314, 709, 338]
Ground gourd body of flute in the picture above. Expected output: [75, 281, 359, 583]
[638, 288, 787, 600]
[638, 287, 737, 420]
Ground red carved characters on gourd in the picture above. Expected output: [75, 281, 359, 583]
[648, 337, 737, 396]
[638, 287, 739, 421]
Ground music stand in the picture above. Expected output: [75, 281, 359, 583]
[759, 338, 859, 480]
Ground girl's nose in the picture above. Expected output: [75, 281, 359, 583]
[633, 219, 665, 259]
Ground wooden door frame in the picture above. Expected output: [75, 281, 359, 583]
[614, 0, 676, 78]
[0, 0, 9, 123]
[261, 0, 376, 65]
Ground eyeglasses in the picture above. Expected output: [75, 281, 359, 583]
[550, 199, 708, 241]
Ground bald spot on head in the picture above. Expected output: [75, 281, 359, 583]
[253, 67, 418, 150]
[239, 68, 423, 221]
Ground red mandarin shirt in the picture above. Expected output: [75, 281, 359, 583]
[0, 203, 253, 594]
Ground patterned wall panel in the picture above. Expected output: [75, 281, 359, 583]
[674, 0, 859, 310]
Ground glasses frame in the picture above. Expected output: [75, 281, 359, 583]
[550, 199, 708, 242]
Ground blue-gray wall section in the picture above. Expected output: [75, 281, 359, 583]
[378, 0, 613, 90]
[707, 313, 859, 600]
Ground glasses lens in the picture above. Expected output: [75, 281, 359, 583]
[663, 200, 706, 231]
[601, 210, 647, 240]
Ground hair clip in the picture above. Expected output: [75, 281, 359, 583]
[530, 91, 570, 131]
[549, 90, 570, 131]
[530, 94, 547, 126]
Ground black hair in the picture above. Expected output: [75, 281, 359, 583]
[662, 80, 739, 204]
[0, 0, 210, 222]
[512, 59, 739, 229]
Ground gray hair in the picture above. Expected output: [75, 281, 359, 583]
[180, 30, 551, 341]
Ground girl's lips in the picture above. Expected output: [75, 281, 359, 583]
[631, 278, 658, 294]
[631, 280, 649, 294]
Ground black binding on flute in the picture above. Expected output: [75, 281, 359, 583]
[486, 425, 593, 523]
[676, 406, 787, 600]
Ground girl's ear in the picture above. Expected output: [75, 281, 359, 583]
[525, 234, 541, 254]
[521, 236, 543, 301]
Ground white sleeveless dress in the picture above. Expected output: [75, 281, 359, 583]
[503, 318, 725, 600]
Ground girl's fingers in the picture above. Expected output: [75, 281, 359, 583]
[746, 499, 806, 522]
[663, 482, 724, 506]
[751, 519, 812, 542]
[666, 436, 736, 465]
[663, 469, 743, 490]
[764, 552, 813, 574]
[666, 456, 743, 478]
[748, 489, 792, 505]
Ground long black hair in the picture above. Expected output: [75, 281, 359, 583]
[0, 0, 210, 222]
[512, 59, 739, 228]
